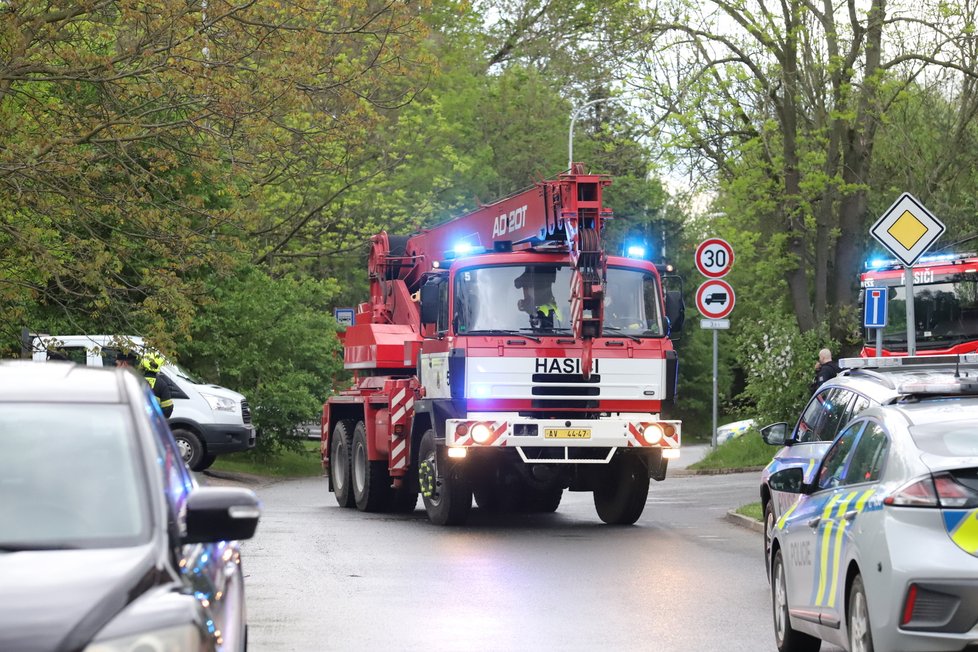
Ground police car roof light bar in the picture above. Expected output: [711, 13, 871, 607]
[840, 354, 978, 370]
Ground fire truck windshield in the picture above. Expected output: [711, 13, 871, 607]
[454, 264, 664, 336]
[863, 277, 978, 349]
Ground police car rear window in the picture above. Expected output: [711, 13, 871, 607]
[910, 422, 978, 457]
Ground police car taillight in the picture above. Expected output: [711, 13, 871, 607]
[884, 473, 978, 508]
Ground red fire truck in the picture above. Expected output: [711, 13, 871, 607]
[322, 164, 685, 526]
[860, 252, 978, 355]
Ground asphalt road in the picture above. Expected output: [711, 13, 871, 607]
[228, 456, 845, 652]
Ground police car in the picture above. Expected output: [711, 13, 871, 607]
[758, 356, 978, 574]
[768, 369, 978, 652]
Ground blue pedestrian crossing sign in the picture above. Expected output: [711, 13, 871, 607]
[864, 288, 888, 328]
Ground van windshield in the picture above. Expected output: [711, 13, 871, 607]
[167, 363, 203, 385]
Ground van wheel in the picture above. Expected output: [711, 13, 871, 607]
[173, 428, 205, 471]
[198, 454, 217, 471]
[351, 421, 391, 512]
[330, 419, 356, 508]
[593, 453, 649, 525]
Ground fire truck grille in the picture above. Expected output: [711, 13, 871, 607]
[532, 373, 601, 384]
[532, 386, 600, 396]
[531, 399, 599, 409]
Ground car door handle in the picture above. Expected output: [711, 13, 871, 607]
[844, 510, 858, 522]
[807, 517, 821, 529]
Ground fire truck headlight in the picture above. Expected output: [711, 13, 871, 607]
[470, 423, 493, 444]
[643, 424, 664, 444]
[472, 384, 491, 398]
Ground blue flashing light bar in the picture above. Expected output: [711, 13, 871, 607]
[626, 244, 646, 259]
[446, 242, 486, 259]
[864, 252, 978, 270]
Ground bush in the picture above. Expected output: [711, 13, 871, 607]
[735, 316, 836, 427]
[181, 266, 346, 459]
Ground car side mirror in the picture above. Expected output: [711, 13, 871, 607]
[760, 422, 789, 446]
[665, 290, 685, 335]
[419, 281, 440, 325]
[183, 487, 261, 544]
[768, 467, 806, 494]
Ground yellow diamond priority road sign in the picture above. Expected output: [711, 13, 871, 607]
[870, 193, 945, 267]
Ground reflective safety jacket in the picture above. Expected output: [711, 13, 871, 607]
[145, 371, 174, 419]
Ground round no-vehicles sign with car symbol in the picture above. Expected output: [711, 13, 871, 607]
[695, 238, 734, 278]
[696, 279, 735, 319]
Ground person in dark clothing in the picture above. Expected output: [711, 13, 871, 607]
[115, 351, 174, 418]
[810, 348, 841, 394]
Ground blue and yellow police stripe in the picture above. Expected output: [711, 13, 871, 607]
[811, 489, 876, 608]
[946, 509, 978, 556]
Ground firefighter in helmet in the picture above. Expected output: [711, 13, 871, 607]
[140, 352, 174, 418]
[514, 267, 562, 330]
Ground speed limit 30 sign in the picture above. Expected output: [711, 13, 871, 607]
[695, 238, 734, 278]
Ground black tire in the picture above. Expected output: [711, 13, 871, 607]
[197, 453, 217, 471]
[330, 419, 357, 508]
[764, 500, 776, 580]
[848, 574, 874, 652]
[173, 428, 205, 471]
[419, 429, 472, 526]
[772, 549, 822, 652]
[390, 486, 419, 513]
[352, 421, 391, 512]
[593, 453, 649, 525]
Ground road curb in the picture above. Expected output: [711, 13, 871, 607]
[201, 469, 274, 487]
[688, 466, 766, 475]
[725, 509, 764, 534]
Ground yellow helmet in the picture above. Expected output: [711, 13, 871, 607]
[140, 351, 165, 373]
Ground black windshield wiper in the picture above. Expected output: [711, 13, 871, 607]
[466, 329, 541, 343]
[602, 326, 641, 342]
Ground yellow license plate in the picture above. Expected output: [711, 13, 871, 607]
[544, 428, 592, 439]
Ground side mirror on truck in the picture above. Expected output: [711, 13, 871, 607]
[420, 281, 440, 325]
[665, 290, 685, 337]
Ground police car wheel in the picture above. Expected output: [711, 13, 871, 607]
[848, 574, 874, 652]
[764, 501, 775, 580]
[772, 549, 821, 652]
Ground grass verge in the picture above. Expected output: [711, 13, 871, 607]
[211, 439, 322, 478]
[736, 502, 762, 521]
[688, 431, 775, 471]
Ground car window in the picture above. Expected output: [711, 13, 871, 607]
[816, 420, 865, 491]
[795, 391, 829, 442]
[0, 403, 149, 548]
[844, 394, 872, 424]
[844, 421, 889, 485]
[796, 388, 852, 443]
[819, 389, 854, 442]
[46, 346, 87, 364]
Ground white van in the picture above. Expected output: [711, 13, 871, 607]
[22, 332, 256, 471]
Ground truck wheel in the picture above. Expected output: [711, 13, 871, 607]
[419, 429, 472, 526]
[330, 419, 357, 508]
[197, 454, 217, 471]
[352, 421, 391, 512]
[172, 428, 205, 471]
[593, 453, 649, 525]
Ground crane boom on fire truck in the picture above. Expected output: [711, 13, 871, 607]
[323, 163, 686, 527]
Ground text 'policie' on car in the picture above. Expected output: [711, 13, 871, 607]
[0, 361, 261, 652]
[759, 355, 978, 652]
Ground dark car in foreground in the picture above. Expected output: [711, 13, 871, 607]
[0, 361, 260, 651]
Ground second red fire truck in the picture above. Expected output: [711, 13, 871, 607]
[322, 164, 685, 526]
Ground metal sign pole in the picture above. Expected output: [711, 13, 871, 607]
[905, 266, 916, 355]
[876, 328, 883, 357]
[712, 329, 718, 449]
